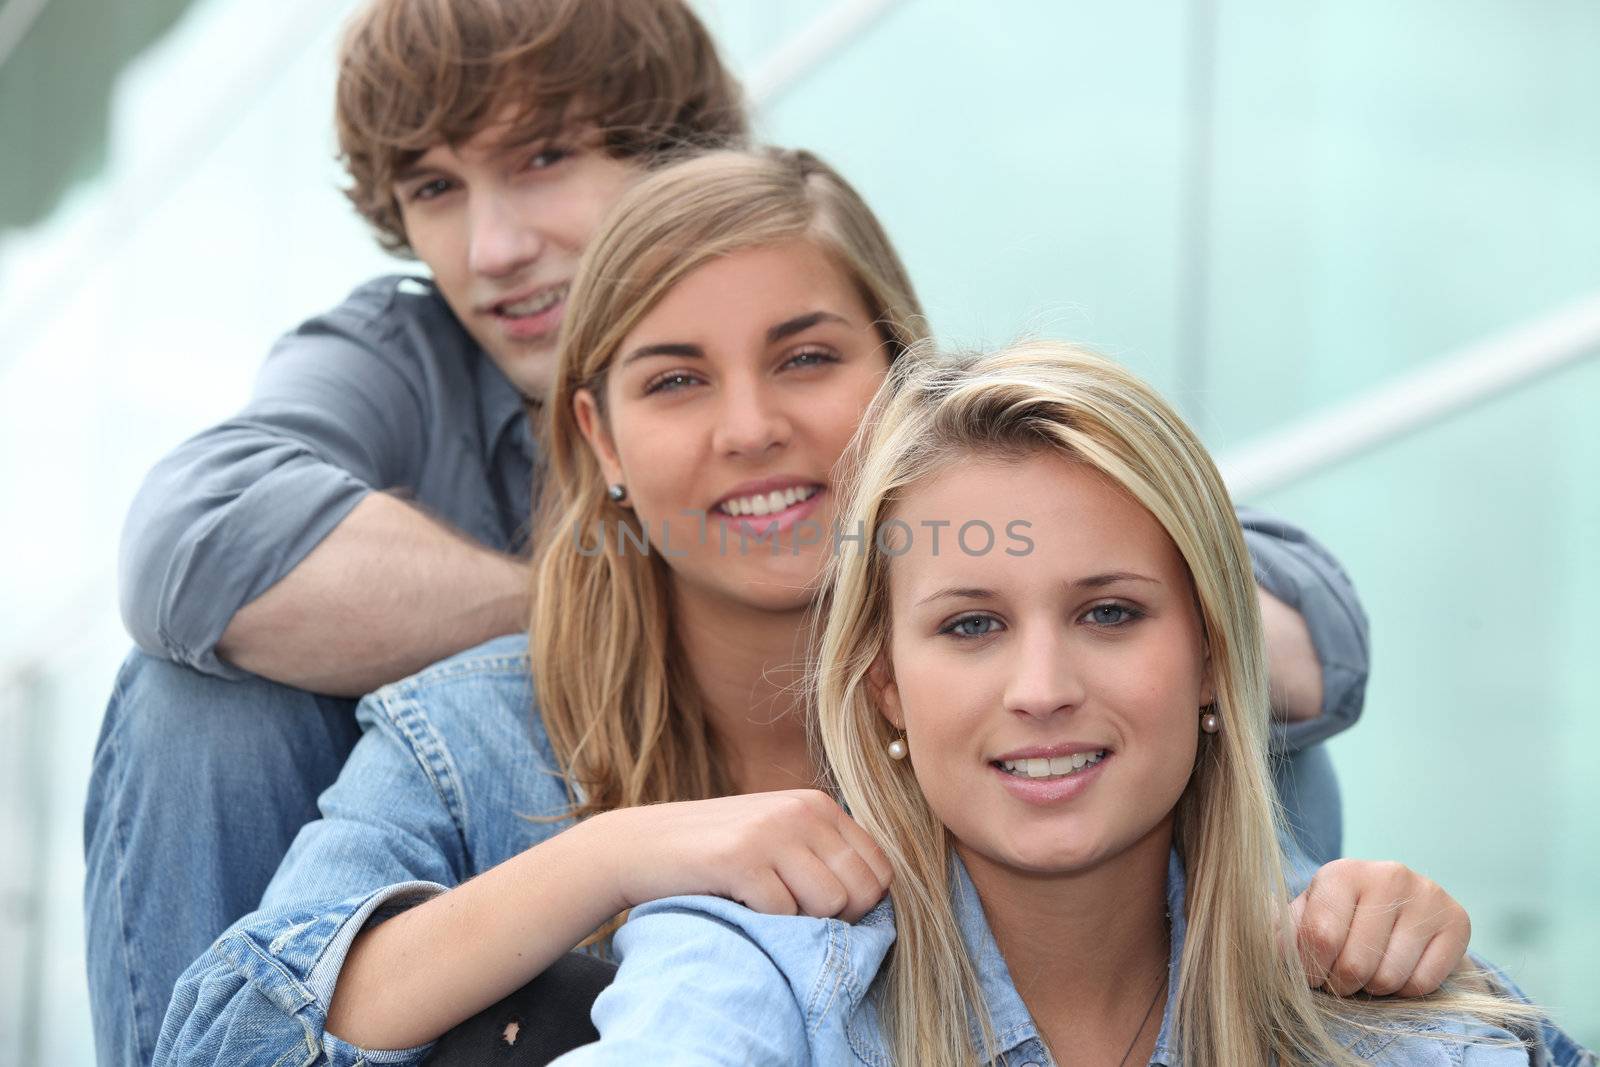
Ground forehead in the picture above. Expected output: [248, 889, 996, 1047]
[622, 240, 870, 346]
[886, 451, 1188, 597]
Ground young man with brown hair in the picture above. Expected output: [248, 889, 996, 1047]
[87, 1, 1370, 1063]
[84, 3, 745, 1063]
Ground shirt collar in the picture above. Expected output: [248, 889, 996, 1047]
[948, 849, 1190, 1067]
[474, 350, 537, 465]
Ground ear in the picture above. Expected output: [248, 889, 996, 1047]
[573, 387, 625, 489]
[1198, 647, 1216, 708]
[866, 652, 904, 731]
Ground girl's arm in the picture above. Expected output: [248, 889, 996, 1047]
[327, 790, 891, 1050]
[155, 659, 889, 1065]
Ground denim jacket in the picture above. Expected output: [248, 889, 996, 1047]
[154, 512, 1371, 1066]
[552, 853, 1546, 1067]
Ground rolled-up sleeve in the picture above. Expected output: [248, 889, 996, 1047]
[154, 689, 468, 1067]
[119, 310, 427, 678]
[1236, 507, 1371, 753]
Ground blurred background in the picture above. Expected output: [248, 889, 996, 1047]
[1, 0, 1596, 1061]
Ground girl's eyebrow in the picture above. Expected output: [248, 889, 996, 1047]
[622, 342, 701, 366]
[622, 310, 852, 367]
[767, 310, 848, 343]
[915, 573, 1159, 607]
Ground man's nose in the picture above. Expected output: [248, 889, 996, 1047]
[468, 194, 542, 278]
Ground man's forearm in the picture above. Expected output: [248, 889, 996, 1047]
[217, 492, 530, 695]
[1258, 586, 1324, 723]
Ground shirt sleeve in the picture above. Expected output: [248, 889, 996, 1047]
[1236, 506, 1372, 753]
[152, 688, 471, 1067]
[119, 298, 429, 678]
[553, 897, 894, 1067]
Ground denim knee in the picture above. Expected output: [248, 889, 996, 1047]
[84, 649, 360, 1067]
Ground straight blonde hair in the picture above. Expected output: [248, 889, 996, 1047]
[813, 341, 1540, 1066]
[530, 148, 928, 824]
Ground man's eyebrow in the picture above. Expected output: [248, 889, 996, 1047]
[622, 342, 703, 367]
[393, 160, 448, 187]
[767, 310, 849, 344]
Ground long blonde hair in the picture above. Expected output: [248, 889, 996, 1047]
[813, 341, 1538, 1066]
[530, 148, 928, 822]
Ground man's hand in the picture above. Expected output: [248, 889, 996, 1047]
[1290, 858, 1470, 998]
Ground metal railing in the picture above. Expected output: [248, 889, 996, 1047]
[1219, 291, 1600, 497]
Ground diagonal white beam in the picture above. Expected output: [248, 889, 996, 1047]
[0, 0, 50, 73]
[747, 0, 910, 108]
[1220, 291, 1600, 497]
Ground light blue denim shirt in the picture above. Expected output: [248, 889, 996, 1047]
[153, 508, 1374, 1066]
[554, 853, 1543, 1067]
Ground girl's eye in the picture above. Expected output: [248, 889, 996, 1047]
[941, 614, 1002, 639]
[781, 346, 839, 371]
[1083, 603, 1143, 628]
[410, 178, 453, 202]
[643, 371, 702, 396]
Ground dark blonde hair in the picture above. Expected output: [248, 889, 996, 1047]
[530, 148, 927, 824]
[335, 0, 749, 254]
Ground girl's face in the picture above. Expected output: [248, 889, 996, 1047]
[876, 450, 1213, 878]
[575, 239, 892, 614]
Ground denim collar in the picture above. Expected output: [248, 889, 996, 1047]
[948, 849, 1188, 1067]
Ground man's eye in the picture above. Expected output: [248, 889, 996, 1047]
[941, 614, 1002, 639]
[527, 146, 573, 170]
[1083, 603, 1142, 627]
[410, 179, 453, 202]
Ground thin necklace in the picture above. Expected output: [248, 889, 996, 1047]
[1115, 971, 1168, 1067]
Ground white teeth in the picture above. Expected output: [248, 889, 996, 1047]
[999, 751, 1107, 780]
[717, 485, 820, 517]
[500, 284, 567, 316]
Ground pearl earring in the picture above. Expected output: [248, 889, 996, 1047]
[607, 483, 628, 503]
[887, 735, 908, 760]
[1200, 706, 1221, 734]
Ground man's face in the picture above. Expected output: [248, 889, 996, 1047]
[395, 123, 636, 399]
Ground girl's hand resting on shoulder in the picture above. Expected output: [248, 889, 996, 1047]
[596, 790, 893, 923]
[1291, 858, 1470, 998]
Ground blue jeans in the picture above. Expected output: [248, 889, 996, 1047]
[83, 650, 361, 1067]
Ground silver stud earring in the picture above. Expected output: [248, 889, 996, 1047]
[1200, 705, 1221, 734]
[887, 734, 908, 761]
[607, 483, 627, 503]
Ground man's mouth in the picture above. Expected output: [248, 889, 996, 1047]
[494, 283, 568, 319]
[714, 484, 823, 518]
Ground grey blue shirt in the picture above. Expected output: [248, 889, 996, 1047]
[118, 275, 536, 678]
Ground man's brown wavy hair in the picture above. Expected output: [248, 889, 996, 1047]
[335, 0, 749, 256]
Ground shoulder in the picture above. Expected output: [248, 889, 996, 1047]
[358, 634, 573, 837]
[622, 894, 897, 1023]
[269, 275, 479, 378]
[307, 274, 458, 341]
[1349, 1015, 1536, 1066]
